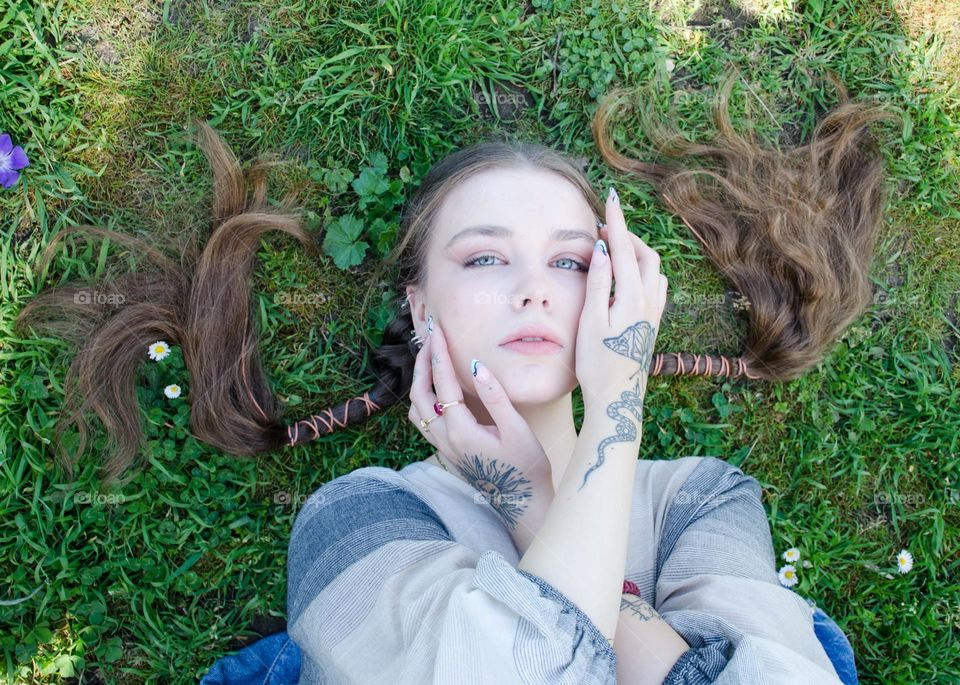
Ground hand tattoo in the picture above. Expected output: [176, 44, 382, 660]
[455, 453, 534, 528]
[578, 321, 656, 492]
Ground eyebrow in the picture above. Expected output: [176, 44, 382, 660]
[445, 225, 598, 249]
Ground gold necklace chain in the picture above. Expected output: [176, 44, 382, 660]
[433, 452, 451, 473]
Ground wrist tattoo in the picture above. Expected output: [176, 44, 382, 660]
[577, 321, 656, 492]
[620, 594, 661, 622]
[578, 377, 645, 492]
[578, 321, 656, 492]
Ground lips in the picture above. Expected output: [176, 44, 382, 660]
[499, 324, 562, 347]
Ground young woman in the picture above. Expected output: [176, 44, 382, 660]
[18, 68, 898, 683]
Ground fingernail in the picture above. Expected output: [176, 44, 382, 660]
[608, 186, 619, 205]
[593, 238, 608, 265]
[426, 314, 434, 336]
[471, 358, 490, 382]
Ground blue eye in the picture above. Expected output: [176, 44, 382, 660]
[463, 254, 500, 267]
[463, 254, 589, 272]
[555, 257, 589, 271]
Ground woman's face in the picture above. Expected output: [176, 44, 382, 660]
[406, 166, 600, 411]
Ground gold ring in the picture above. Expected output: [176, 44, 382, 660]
[419, 398, 464, 432]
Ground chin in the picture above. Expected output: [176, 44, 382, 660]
[500, 378, 571, 404]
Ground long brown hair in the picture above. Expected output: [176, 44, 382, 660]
[15, 67, 902, 485]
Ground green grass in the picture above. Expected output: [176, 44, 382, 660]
[2, 0, 959, 681]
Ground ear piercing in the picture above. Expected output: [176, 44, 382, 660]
[410, 329, 425, 351]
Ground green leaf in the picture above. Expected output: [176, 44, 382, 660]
[320, 167, 353, 194]
[901, 110, 912, 143]
[367, 151, 389, 173]
[171, 551, 203, 580]
[352, 167, 389, 197]
[19, 374, 48, 400]
[375, 223, 397, 256]
[337, 19, 375, 39]
[32, 626, 54, 643]
[102, 639, 124, 663]
[54, 654, 77, 678]
[322, 215, 369, 269]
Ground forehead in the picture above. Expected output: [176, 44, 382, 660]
[432, 167, 595, 243]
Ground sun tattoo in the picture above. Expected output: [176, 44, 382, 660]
[454, 453, 534, 528]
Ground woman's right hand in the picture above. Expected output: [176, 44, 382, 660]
[575, 186, 668, 417]
[408, 321, 554, 553]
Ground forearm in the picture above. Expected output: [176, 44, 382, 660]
[516, 398, 642, 640]
[613, 590, 690, 684]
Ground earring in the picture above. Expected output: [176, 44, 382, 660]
[410, 328, 424, 350]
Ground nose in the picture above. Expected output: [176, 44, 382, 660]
[511, 264, 552, 311]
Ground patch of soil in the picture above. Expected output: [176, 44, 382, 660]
[64, 1, 163, 66]
[686, 0, 759, 34]
[226, 613, 288, 651]
[471, 81, 535, 123]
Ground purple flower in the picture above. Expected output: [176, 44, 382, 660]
[0, 133, 30, 189]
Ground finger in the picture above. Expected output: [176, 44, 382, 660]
[604, 187, 641, 291]
[600, 223, 662, 288]
[409, 335, 442, 434]
[426, 322, 474, 436]
[469, 358, 522, 441]
[408, 401, 439, 446]
[586, 236, 612, 325]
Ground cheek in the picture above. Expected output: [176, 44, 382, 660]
[434, 304, 481, 384]
[562, 278, 589, 328]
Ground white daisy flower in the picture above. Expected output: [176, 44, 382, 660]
[783, 547, 801, 563]
[164, 384, 182, 399]
[778, 564, 799, 587]
[896, 549, 913, 574]
[802, 560, 812, 568]
[148, 340, 171, 361]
